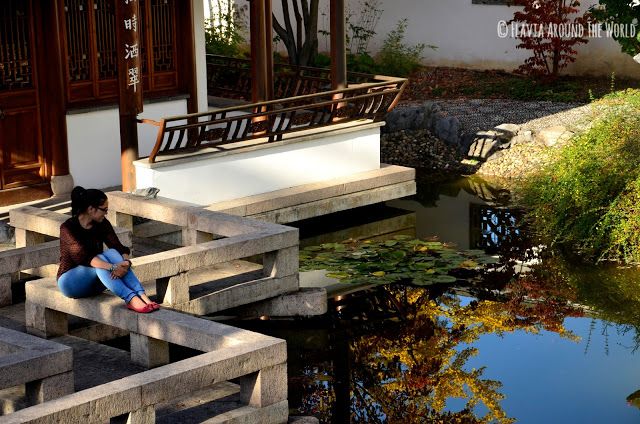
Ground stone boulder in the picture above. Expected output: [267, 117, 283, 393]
[536, 125, 574, 147]
[435, 116, 460, 148]
[494, 123, 521, 141]
[384, 101, 461, 148]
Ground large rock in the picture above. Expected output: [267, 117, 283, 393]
[494, 123, 521, 141]
[0, 223, 13, 244]
[435, 116, 461, 147]
[536, 125, 573, 147]
[467, 131, 500, 159]
[510, 130, 533, 146]
[385, 107, 425, 133]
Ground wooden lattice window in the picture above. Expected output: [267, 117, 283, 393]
[62, 0, 182, 106]
[0, 0, 34, 91]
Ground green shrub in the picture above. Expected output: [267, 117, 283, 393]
[347, 52, 377, 74]
[520, 89, 640, 263]
[376, 19, 434, 77]
[204, 4, 246, 58]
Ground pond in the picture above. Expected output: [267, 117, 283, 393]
[229, 176, 640, 423]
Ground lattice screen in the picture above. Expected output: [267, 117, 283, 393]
[0, 0, 33, 91]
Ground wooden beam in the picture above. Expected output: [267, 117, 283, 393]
[330, 0, 347, 90]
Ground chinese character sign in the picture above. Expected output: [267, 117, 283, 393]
[116, 0, 143, 113]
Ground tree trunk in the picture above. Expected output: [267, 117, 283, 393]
[272, 0, 320, 66]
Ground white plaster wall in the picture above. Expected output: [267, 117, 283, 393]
[364, 0, 639, 78]
[135, 126, 381, 205]
[66, 99, 187, 189]
[271, 0, 640, 78]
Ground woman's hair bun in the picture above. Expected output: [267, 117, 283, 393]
[70, 186, 86, 202]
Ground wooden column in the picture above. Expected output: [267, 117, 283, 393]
[116, 0, 143, 192]
[330, 0, 347, 90]
[180, 0, 199, 114]
[249, 0, 273, 102]
[39, 0, 69, 178]
[264, 0, 274, 101]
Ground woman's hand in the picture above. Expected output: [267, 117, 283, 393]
[110, 262, 129, 279]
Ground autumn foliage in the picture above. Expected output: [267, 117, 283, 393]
[508, 0, 592, 79]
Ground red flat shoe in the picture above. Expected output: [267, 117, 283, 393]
[143, 301, 160, 310]
[126, 302, 155, 313]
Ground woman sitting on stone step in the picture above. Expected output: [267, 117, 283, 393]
[56, 186, 159, 313]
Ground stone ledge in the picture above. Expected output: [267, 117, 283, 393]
[251, 180, 417, 224]
[20, 277, 288, 422]
[206, 164, 416, 217]
[0, 326, 73, 396]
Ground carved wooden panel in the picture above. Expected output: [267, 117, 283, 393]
[151, 0, 175, 72]
[0, 0, 34, 91]
[94, 0, 117, 80]
[64, 0, 91, 81]
[63, 0, 181, 105]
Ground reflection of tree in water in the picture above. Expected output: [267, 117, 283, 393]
[414, 175, 512, 209]
[294, 278, 582, 423]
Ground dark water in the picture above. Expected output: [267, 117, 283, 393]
[234, 177, 640, 424]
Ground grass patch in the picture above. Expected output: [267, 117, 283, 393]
[519, 89, 640, 264]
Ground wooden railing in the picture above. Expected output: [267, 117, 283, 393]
[142, 75, 407, 163]
[206, 54, 380, 99]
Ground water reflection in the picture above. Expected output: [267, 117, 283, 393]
[237, 176, 640, 423]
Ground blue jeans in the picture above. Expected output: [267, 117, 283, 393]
[57, 248, 145, 303]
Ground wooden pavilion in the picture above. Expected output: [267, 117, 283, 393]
[0, 0, 411, 210]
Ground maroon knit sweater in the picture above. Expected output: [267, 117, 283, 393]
[57, 216, 131, 279]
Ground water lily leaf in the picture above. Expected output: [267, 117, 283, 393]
[412, 279, 436, 286]
[477, 256, 500, 264]
[320, 243, 345, 251]
[371, 271, 386, 277]
[433, 275, 457, 283]
[384, 240, 399, 247]
[385, 250, 407, 261]
[458, 260, 479, 269]
[393, 235, 412, 240]
[325, 272, 350, 279]
[464, 249, 488, 256]
[303, 246, 323, 252]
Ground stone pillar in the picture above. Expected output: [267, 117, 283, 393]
[126, 405, 155, 424]
[25, 302, 68, 338]
[181, 229, 213, 246]
[263, 246, 299, 279]
[156, 273, 190, 305]
[0, 275, 11, 307]
[109, 211, 134, 231]
[239, 363, 288, 408]
[14, 229, 44, 249]
[130, 333, 170, 368]
[25, 371, 74, 405]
